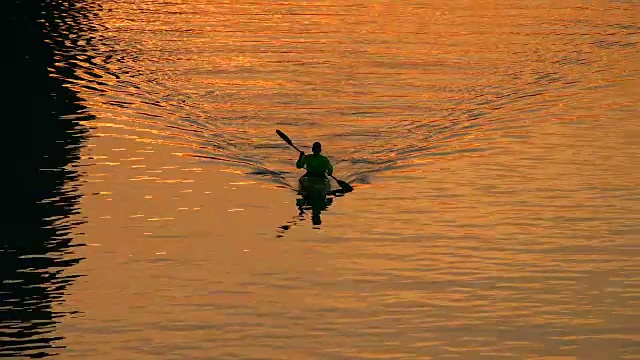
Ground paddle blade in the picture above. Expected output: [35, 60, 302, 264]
[275, 129, 293, 146]
[335, 178, 354, 193]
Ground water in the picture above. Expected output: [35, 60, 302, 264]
[6, 0, 639, 358]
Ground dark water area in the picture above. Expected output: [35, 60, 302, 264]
[2, 1, 91, 357]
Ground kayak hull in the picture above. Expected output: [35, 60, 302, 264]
[298, 176, 331, 196]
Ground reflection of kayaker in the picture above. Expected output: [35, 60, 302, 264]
[296, 142, 333, 196]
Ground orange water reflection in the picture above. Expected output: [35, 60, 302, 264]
[49, 0, 640, 358]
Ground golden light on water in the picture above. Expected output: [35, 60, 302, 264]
[10, 0, 638, 358]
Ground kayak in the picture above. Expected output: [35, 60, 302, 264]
[298, 176, 331, 196]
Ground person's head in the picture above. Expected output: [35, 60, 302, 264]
[312, 142, 322, 154]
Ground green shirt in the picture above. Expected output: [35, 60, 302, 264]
[296, 153, 333, 177]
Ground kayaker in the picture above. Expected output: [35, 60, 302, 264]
[296, 142, 333, 178]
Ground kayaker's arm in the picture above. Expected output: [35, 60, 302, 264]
[325, 157, 334, 176]
[296, 152, 306, 169]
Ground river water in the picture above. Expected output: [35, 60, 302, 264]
[5, 0, 639, 358]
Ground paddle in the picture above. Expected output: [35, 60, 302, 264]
[276, 129, 353, 193]
[329, 175, 353, 193]
[276, 129, 302, 153]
